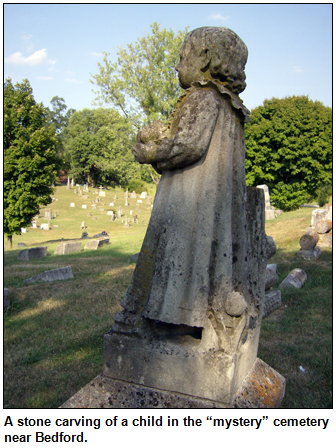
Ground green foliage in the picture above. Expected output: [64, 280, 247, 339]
[46, 96, 76, 171]
[90, 22, 187, 128]
[64, 107, 139, 187]
[127, 179, 146, 194]
[245, 96, 332, 211]
[4, 78, 58, 240]
[318, 184, 332, 207]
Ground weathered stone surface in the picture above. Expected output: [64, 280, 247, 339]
[40, 223, 50, 230]
[23, 266, 74, 284]
[267, 263, 277, 274]
[265, 210, 276, 220]
[54, 241, 81, 255]
[311, 209, 328, 227]
[61, 358, 284, 409]
[231, 358, 285, 408]
[4, 288, 10, 309]
[280, 268, 307, 289]
[263, 290, 282, 318]
[265, 235, 277, 259]
[17, 246, 47, 261]
[84, 238, 109, 250]
[299, 230, 319, 250]
[317, 231, 332, 247]
[265, 267, 278, 290]
[315, 220, 332, 234]
[296, 247, 321, 260]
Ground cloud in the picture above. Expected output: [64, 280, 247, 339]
[64, 78, 84, 84]
[293, 66, 302, 73]
[5, 48, 52, 66]
[35, 76, 54, 80]
[208, 13, 230, 22]
[89, 52, 103, 58]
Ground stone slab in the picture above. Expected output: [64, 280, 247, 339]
[280, 268, 307, 289]
[317, 232, 332, 247]
[296, 247, 321, 260]
[263, 290, 281, 318]
[23, 266, 74, 284]
[54, 241, 82, 255]
[84, 238, 109, 250]
[17, 246, 48, 261]
[60, 358, 285, 409]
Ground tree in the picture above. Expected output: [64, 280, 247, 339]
[90, 22, 188, 128]
[64, 107, 140, 187]
[46, 96, 76, 170]
[245, 96, 332, 211]
[4, 78, 59, 247]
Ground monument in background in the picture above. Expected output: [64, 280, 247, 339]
[62, 26, 285, 408]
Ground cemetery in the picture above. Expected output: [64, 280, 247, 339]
[4, 183, 332, 408]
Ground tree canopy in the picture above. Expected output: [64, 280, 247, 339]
[64, 107, 143, 187]
[4, 78, 59, 246]
[90, 22, 187, 128]
[245, 96, 332, 211]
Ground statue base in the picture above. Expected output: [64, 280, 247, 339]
[61, 358, 285, 408]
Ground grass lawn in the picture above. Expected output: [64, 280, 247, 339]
[3, 186, 332, 408]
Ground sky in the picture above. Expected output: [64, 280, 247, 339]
[4, 3, 332, 113]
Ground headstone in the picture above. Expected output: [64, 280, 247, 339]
[317, 231, 332, 247]
[67, 176, 71, 189]
[53, 212, 57, 218]
[82, 204, 87, 209]
[17, 246, 48, 261]
[100, 208, 105, 212]
[311, 209, 328, 227]
[296, 247, 321, 260]
[31, 221, 37, 228]
[80, 221, 86, 229]
[92, 217, 97, 220]
[140, 191, 148, 198]
[109, 203, 114, 207]
[123, 216, 130, 228]
[82, 195, 89, 200]
[299, 230, 319, 250]
[23, 266, 74, 284]
[264, 267, 278, 290]
[70, 203, 75, 207]
[71, 178, 74, 188]
[130, 210, 133, 215]
[99, 186, 106, 197]
[137, 200, 143, 203]
[107, 211, 114, 216]
[44, 209, 52, 220]
[315, 220, 332, 234]
[20, 228, 27, 233]
[91, 204, 97, 209]
[129, 253, 140, 263]
[54, 241, 81, 255]
[280, 268, 307, 289]
[100, 27, 285, 409]
[40, 223, 50, 230]
[263, 289, 282, 318]
[117, 206, 123, 218]
[256, 185, 276, 220]
[84, 238, 109, 250]
[130, 191, 137, 199]
[113, 195, 118, 200]
[4, 288, 10, 309]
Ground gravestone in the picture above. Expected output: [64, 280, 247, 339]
[54, 212, 57, 218]
[80, 221, 86, 229]
[17, 246, 48, 261]
[256, 185, 275, 220]
[130, 191, 137, 199]
[54, 241, 81, 255]
[40, 223, 50, 230]
[64, 26, 285, 409]
[123, 217, 130, 228]
[67, 177, 71, 189]
[82, 204, 87, 209]
[140, 191, 148, 198]
[44, 209, 52, 220]
[99, 186, 106, 197]
[70, 203, 75, 207]
[31, 221, 37, 228]
[20, 228, 27, 233]
[280, 269, 307, 289]
[117, 207, 123, 218]
[23, 266, 74, 284]
[84, 238, 109, 250]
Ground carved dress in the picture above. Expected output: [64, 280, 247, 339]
[119, 81, 251, 329]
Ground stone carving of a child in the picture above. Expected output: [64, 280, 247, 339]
[115, 27, 259, 346]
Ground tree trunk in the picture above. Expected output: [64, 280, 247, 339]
[315, 220, 332, 234]
[7, 235, 12, 249]
[299, 230, 319, 250]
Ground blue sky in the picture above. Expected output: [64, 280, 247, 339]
[4, 3, 332, 113]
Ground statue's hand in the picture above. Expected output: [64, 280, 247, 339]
[139, 121, 169, 145]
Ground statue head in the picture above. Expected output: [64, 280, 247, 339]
[176, 27, 248, 94]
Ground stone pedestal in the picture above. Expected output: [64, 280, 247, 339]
[61, 358, 285, 409]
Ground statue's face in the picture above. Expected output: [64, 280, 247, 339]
[175, 39, 204, 89]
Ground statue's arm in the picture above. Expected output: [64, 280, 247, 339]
[133, 89, 220, 171]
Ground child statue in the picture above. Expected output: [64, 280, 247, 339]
[104, 28, 283, 406]
[115, 27, 254, 335]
